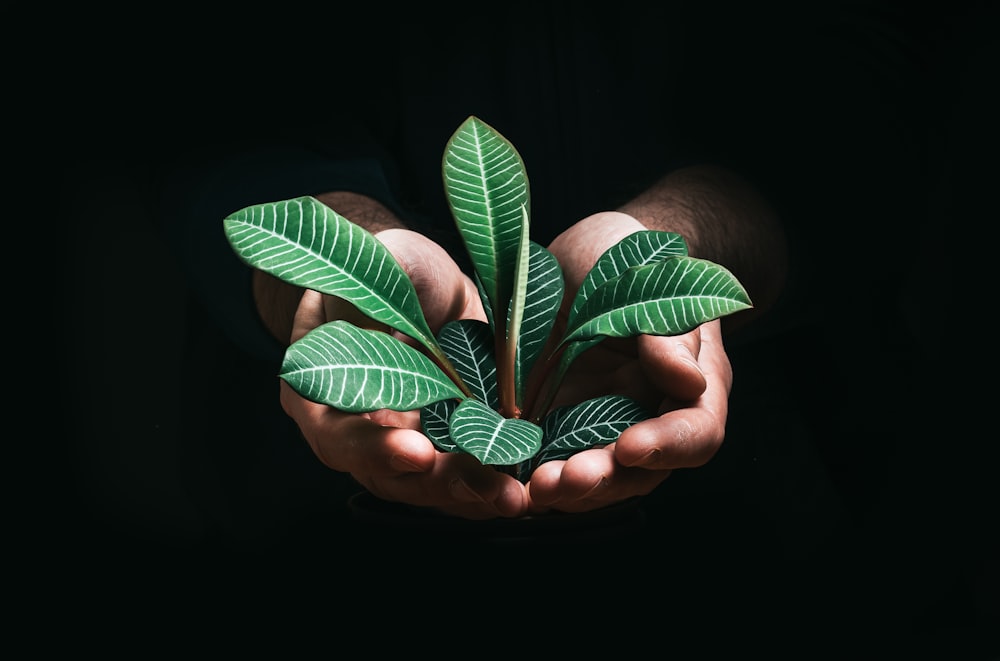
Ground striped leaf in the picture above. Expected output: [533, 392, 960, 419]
[450, 398, 542, 466]
[515, 242, 563, 403]
[421, 399, 460, 452]
[568, 230, 688, 327]
[438, 319, 498, 408]
[564, 256, 752, 344]
[536, 395, 652, 465]
[280, 320, 464, 413]
[443, 116, 529, 329]
[223, 196, 439, 356]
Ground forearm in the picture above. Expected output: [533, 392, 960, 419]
[253, 191, 408, 345]
[618, 165, 787, 331]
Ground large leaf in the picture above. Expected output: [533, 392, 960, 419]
[223, 196, 439, 356]
[280, 320, 464, 413]
[563, 256, 752, 344]
[449, 399, 543, 466]
[443, 116, 529, 327]
[438, 319, 498, 408]
[535, 395, 652, 465]
[568, 230, 688, 327]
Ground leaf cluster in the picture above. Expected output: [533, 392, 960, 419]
[223, 116, 751, 481]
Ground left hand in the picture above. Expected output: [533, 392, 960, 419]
[526, 212, 733, 514]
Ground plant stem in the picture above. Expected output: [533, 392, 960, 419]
[521, 346, 565, 423]
[496, 330, 520, 418]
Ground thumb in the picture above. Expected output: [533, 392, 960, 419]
[636, 325, 708, 403]
[291, 289, 326, 342]
[376, 228, 486, 330]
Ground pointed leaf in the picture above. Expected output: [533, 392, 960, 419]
[280, 320, 464, 412]
[421, 399, 460, 452]
[443, 116, 529, 325]
[564, 256, 752, 344]
[568, 230, 688, 327]
[438, 319, 498, 408]
[515, 242, 563, 401]
[536, 395, 652, 465]
[473, 270, 495, 332]
[223, 196, 439, 354]
[502, 204, 532, 411]
[450, 399, 543, 466]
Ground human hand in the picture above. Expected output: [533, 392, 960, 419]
[280, 229, 529, 519]
[526, 212, 733, 514]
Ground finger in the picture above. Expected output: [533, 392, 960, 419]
[547, 211, 645, 294]
[280, 382, 527, 520]
[615, 322, 733, 470]
[323, 295, 391, 333]
[615, 325, 732, 469]
[527, 446, 670, 514]
[279, 381, 437, 476]
[375, 229, 487, 329]
[636, 326, 707, 402]
[366, 452, 528, 520]
[290, 289, 326, 342]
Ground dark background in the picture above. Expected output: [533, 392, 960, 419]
[42, 1, 997, 651]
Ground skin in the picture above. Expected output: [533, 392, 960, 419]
[257, 165, 787, 519]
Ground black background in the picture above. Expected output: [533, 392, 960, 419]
[35, 1, 998, 652]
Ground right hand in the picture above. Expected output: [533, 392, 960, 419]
[280, 229, 529, 520]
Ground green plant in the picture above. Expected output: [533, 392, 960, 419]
[223, 115, 751, 483]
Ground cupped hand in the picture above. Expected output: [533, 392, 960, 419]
[526, 212, 734, 514]
[281, 229, 528, 520]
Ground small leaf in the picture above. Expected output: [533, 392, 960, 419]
[280, 320, 464, 412]
[568, 230, 688, 327]
[502, 204, 532, 413]
[421, 399, 460, 452]
[515, 242, 563, 403]
[536, 395, 652, 465]
[450, 399, 543, 466]
[438, 319, 498, 408]
[564, 256, 752, 344]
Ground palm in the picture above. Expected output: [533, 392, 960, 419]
[549, 337, 660, 413]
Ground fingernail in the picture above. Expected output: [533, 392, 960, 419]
[495, 482, 527, 517]
[631, 448, 662, 468]
[390, 454, 424, 472]
[678, 344, 701, 371]
[581, 476, 610, 499]
[450, 478, 488, 503]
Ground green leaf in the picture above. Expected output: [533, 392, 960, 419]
[450, 399, 543, 466]
[223, 196, 440, 356]
[421, 399, 460, 452]
[515, 242, 563, 402]
[438, 319, 498, 408]
[536, 395, 652, 465]
[534, 232, 686, 417]
[563, 256, 752, 344]
[443, 116, 529, 328]
[568, 230, 688, 327]
[280, 320, 464, 413]
[503, 204, 532, 412]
